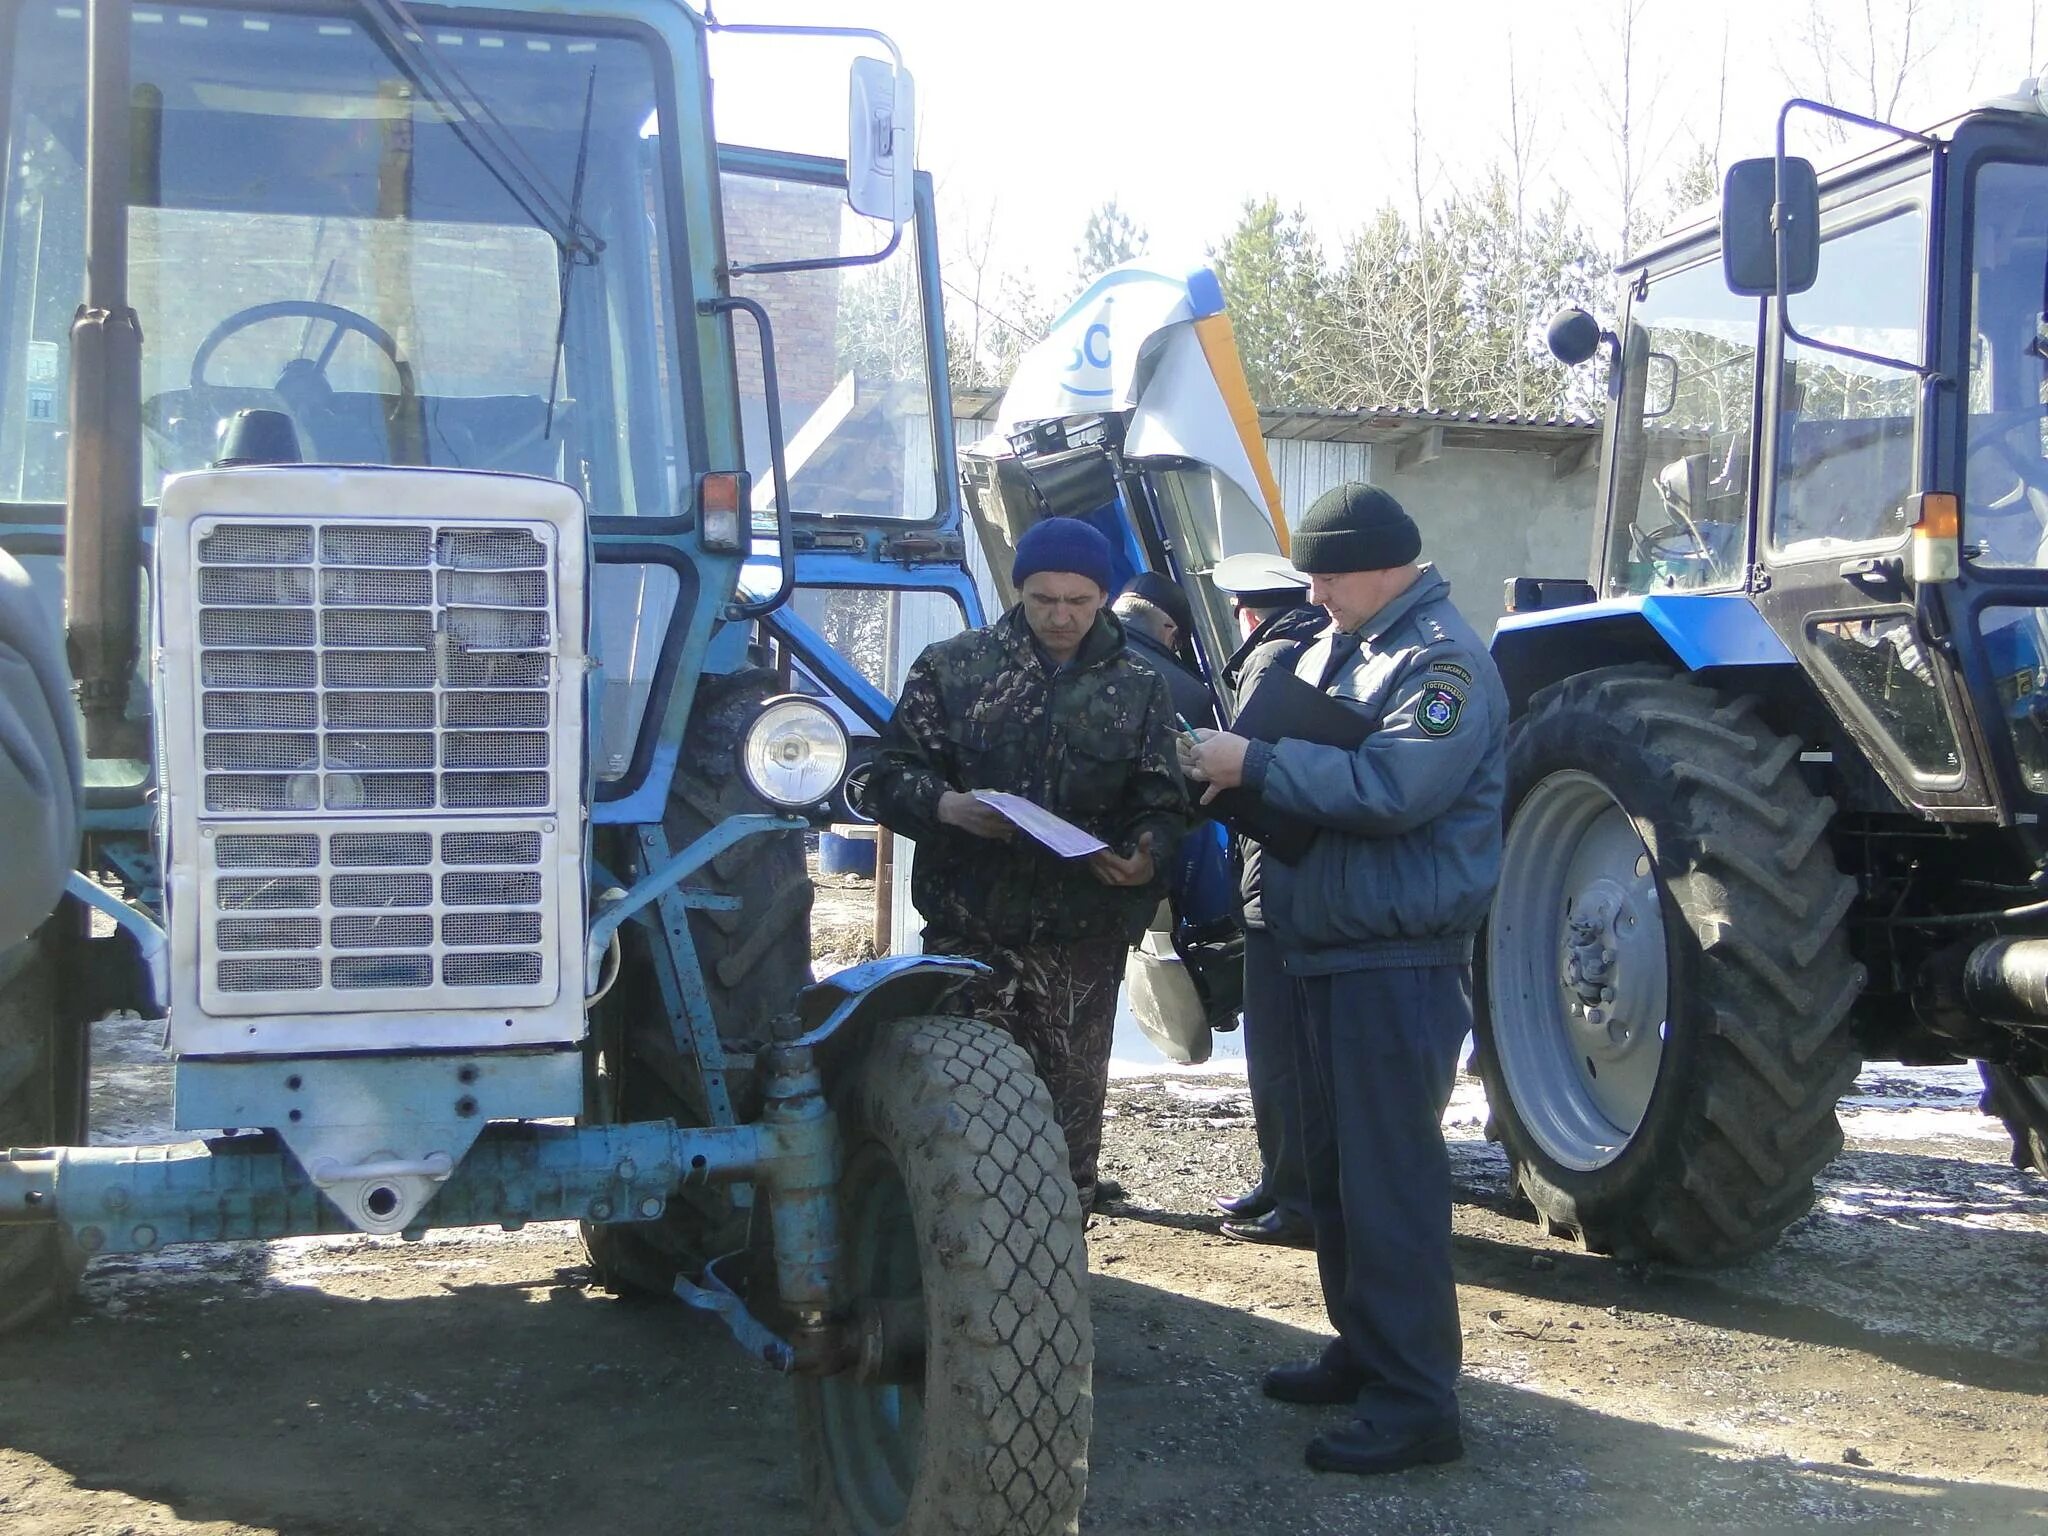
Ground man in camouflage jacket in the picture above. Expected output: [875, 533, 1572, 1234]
[867, 517, 1186, 1209]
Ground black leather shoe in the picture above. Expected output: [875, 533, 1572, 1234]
[1085, 1178, 1126, 1210]
[1215, 1184, 1274, 1219]
[1305, 1420, 1463, 1476]
[1220, 1209, 1315, 1247]
[1261, 1358, 1365, 1406]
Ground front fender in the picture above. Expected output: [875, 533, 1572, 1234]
[1491, 595, 1792, 717]
[790, 954, 991, 1074]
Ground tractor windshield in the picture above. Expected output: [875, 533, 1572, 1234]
[1966, 160, 2048, 569]
[0, 0, 691, 516]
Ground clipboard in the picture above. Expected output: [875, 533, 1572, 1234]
[1207, 666, 1371, 864]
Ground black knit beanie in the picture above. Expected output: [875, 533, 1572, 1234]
[1291, 483, 1421, 574]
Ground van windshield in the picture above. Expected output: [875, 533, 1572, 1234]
[0, 0, 691, 514]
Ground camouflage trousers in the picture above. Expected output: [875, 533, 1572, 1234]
[927, 930, 1128, 1203]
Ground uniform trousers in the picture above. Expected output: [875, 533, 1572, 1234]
[927, 930, 1128, 1203]
[1241, 926, 1310, 1220]
[1295, 962, 1471, 1433]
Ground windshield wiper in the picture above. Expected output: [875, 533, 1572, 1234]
[351, 0, 605, 265]
[546, 66, 598, 437]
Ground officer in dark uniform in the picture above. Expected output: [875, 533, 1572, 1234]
[1111, 571, 1215, 729]
[1181, 484, 1506, 1476]
[1210, 553, 1325, 1246]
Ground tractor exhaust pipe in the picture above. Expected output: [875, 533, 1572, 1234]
[1962, 937, 2048, 1028]
[1917, 935, 2048, 1048]
[65, 0, 146, 760]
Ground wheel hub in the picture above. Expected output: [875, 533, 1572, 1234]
[1490, 770, 1671, 1172]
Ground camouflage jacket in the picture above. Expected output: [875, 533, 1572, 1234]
[867, 606, 1187, 948]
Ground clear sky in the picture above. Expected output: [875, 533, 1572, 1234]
[704, 0, 2045, 319]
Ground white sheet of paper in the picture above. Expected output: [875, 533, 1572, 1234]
[970, 790, 1109, 859]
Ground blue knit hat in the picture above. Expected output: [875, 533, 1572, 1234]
[1012, 517, 1113, 593]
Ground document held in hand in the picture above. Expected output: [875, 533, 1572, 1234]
[969, 790, 1109, 859]
[1208, 666, 1372, 864]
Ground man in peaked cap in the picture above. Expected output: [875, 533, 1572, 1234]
[1208, 551, 1323, 1248]
[1181, 484, 1507, 1475]
[867, 516, 1187, 1211]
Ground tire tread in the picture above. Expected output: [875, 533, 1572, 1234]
[1476, 664, 1865, 1266]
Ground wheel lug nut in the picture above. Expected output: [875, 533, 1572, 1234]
[1600, 986, 1616, 1004]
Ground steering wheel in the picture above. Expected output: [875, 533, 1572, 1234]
[187, 300, 420, 463]
[190, 299, 409, 392]
[1633, 474, 1732, 587]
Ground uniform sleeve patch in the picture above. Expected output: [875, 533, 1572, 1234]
[1417, 681, 1465, 736]
[1429, 659, 1473, 686]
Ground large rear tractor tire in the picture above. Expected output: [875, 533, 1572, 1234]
[799, 1015, 1092, 1536]
[584, 667, 814, 1294]
[1475, 665, 1865, 1266]
[1980, 1063, 2048, 1174]
[0, 932, 84, 1333]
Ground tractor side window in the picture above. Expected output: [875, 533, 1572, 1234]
[1604, 261, 1759, 598]
[720, 169, 944, 523]
[786, 587, 967, 700]
[1771, 202, 1927, 555]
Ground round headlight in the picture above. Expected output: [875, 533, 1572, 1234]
[741, 695, 850, 810]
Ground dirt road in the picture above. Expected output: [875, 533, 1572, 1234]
[1, 1023, 2044, 1535]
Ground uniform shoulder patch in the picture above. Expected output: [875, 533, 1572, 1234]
[1417, 680, 1465, 737]
[1429, 658, 1473, 686]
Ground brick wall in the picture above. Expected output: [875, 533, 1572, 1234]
[721, 174, 847, 418]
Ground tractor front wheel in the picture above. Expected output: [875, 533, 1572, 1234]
[0, 932, 83, 1333]
[1475, 666, 1865, 1265]
[799, 1014, 1092, 1536]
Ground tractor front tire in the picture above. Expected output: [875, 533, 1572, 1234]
[0, 934, 81, 1333]
[1980, 1063, 2048, 1175]
[1475, 665, 1865, 1266]
[799, 1015, 1092, 1536]
[583, 666, 814, 1295]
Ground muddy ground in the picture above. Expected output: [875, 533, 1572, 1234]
[3, 888, 2045, 1534]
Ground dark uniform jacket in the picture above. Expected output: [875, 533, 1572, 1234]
[1237, 565, 1507, 973]
[1220, 603, 1330, 934]
[868, 605, 1188, 948]
[1123, 628, 1216, 730]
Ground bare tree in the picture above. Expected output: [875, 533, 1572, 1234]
[1791, 0, 1937, 133]
[1585, 0, 1676, 261]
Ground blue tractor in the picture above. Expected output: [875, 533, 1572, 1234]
[0, 1, 1092, 1529]
[1480, 92, 2048, 1265]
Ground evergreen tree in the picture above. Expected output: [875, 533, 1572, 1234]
[1072, 198, 1148, 292]
[1210, 197, 1330, 409]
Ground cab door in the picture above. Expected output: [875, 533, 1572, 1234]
[1749, 160, 2001, 817]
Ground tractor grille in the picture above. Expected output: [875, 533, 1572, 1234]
[180, 510, 572, 1019]
[192, 520, 555, 817]
[198, 821, 557, 1007]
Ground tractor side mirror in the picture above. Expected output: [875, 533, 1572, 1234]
[1721, 156, 1820, 297]
[1546, 308, 1604, 367]
[847, 56, 916, 228]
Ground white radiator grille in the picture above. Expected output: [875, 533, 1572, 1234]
[196, 821, 559, 1011]
[159, 470, 587, 1053]
[192, 519, 556, 817]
